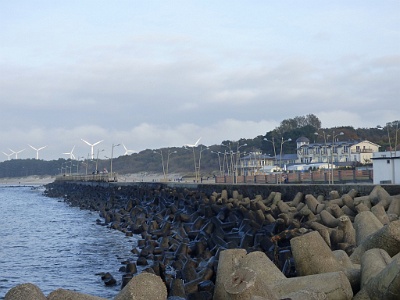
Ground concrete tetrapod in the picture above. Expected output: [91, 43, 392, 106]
[114, 272, 167, 300]
[214, 249, 353, 300]
[47, 289, 107, 300]
[4, 283, 47, 300]
[290, 231, 343, 276]
[353, 211, 383, 246]
[290, 230, 360, 291]
[350, 220, 400, 264]
[356, 248, 400, 300]
[270, 271, 353, 300]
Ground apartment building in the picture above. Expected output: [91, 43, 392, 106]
[296, 137, 380, 165]
[238, 136, 380, 175]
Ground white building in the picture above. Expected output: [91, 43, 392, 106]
[296, 137, 380, 165]
[372, 151, 400, 184]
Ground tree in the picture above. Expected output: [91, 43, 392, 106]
[275, 114, 321, 134]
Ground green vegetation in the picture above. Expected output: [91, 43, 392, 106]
[0, 115, 398, 178]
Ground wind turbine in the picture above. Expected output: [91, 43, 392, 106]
[9, 148, 25, 159]
[28, 144, 47, 160]
[81, 139, 103, 159]
[62, 146, 76, 159]
[122, 143, 136, 155]
[184, 137, 202, 148]
[2, 151, 13, 160]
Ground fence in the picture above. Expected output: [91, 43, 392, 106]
[55, 173, 118, 182]
[215, 169, 373, 184]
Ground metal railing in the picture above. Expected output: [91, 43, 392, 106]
[215, 169, 373, 184]
[55, 173, 118, 182]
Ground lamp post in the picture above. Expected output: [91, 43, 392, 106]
[197, 146, 208, 182]
[315, 130, 332, 183]
[264, 138, 277, 166]
[96, 149, 104, 174]
[85, 154, 90, 175]
[220, 143, 232, 176]
[111, 143, 120, 176]
[69, 160, 73, 176]
[76, 156, 84, 174]
[279, 137, 292, 170]
[331, 131, 344, 184]
[153, 150, 166, 180]
[234, 143, 247, 183]
[166, 150, 177, 181]
[314, 131, 331, 163]
[211, 151, 223, 177]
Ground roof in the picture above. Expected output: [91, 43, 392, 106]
[296, 136, 310, 143]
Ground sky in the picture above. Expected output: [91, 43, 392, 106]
[0, 1, 399, 161]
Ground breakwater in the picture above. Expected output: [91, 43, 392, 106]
[7, 181, 400, 299]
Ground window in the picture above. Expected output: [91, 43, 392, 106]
[387, 160, 391, 164]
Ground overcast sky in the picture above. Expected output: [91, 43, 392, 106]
[1, 1, 399, 161]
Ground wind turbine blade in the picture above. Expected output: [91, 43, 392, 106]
[93, 140, 103, 146]
[28, 144, 37, 151]
[195, 137, 202, 146]
[38, 146, 47, 151]
[81, 139, 92, 146]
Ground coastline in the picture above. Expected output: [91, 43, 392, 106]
[0, 175, 55, 186]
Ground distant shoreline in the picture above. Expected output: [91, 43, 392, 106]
[0, 175, 55, 186]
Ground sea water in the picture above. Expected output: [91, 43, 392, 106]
[0, 185, 138, 299]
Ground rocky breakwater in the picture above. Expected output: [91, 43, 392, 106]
[7, 182, 399, 300]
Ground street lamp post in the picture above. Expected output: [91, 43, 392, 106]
[69, 160, 73, 176]
[197, 146, 208, 182]
[96, 149, 104, 174]
[279, 137, 292, 170]
[331, 131, 344, 184]
[85, 154, 90, 175]
[166, 150, 177, 181]
[220, 143, 232, 176]
[153, 150, 166, 180]
[211, 151, 223, 177]
[234, 143, 247, 183]
[264, 138, 277, 166]
[111, 143, 120, 176]
[315, 131, 332, 183]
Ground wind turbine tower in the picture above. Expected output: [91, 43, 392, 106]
[29, 144, 47, 160]
[9, 148, 25, 159]
[81, 139, 103, 159]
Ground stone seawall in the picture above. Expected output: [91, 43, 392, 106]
[7, 181, 400, 299]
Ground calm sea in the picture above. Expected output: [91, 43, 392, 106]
[0, 185, 138, 299]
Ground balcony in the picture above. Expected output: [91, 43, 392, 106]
[351, 149, 374, 154]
